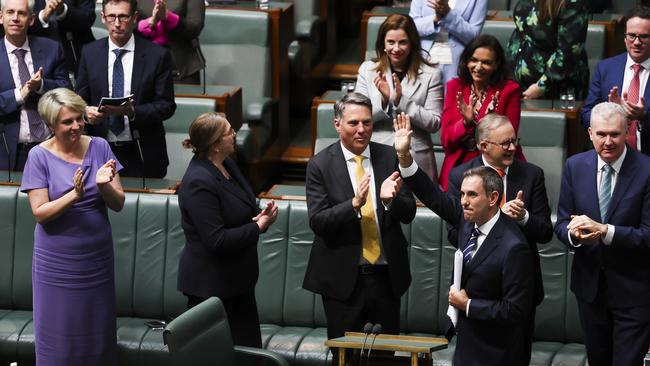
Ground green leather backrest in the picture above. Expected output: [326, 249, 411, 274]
[165, 196, 188, 317]
[200, 9, 272, 108]
[480, 20, 514, 54]
[287, 0, 320, 28]
[314, 102, 338, 154]
[488, 0, 510, 10]
[535, 230, 570, 341]
[0, 186, 17, 309]
[586, 23, 606, 78]
[13, 192, 35, 310]
[365, 16, 385, 61]
[518, 111, 566, 212]
[164, 97, 217, 181]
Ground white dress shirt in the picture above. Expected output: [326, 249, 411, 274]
[106, 35, 135, 142]
[622, 55, 650, 150]
[340, 142, 388, 264]
[4, 37, 45, 143]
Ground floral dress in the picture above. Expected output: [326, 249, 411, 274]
[507, 0, 589, 99]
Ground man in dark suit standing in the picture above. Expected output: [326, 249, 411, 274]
[555, 102, 650, 366]
[302, 93, 416, 360]
[76, 0, 175, 178]
[581, 6, 650, 155]
[0, 0, 70, 171]
[29, 0, 96, 74]
[394, 114, 533, 366]
[447, 113, 553, 364]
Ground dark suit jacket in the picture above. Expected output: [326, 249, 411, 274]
[0, 36, 70, 170]
[405, 167, 533, 366]
[448, 157, 553, 305]
[581, 53, 650, 155]
[29, 0, 96, 72]
[137, 0, 205, 79]
[177, 156, 261, 299]
[302, 142, 416, 301]
[554, 149, 650, 308]
[75, 36, 176, 177]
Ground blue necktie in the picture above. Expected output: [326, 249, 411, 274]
[110, 48, 127, 135]
[598, 164, 613, 222]
[13, 48, 49, 141]
[463, 228, 481, 265]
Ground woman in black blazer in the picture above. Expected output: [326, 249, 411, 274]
[177, 112, 278, 347]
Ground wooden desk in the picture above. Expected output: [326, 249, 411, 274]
[325, 332, 448, 366]
[174, 84, 244, 131]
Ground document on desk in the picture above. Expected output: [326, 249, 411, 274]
[446, 250, 463, 326]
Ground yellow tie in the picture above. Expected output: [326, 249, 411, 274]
[354, 155, 381, 264]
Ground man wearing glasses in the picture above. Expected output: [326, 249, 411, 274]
[447, 113, 553, 365]
[76, 0, 175, 178]
[582, 5, 650, 156]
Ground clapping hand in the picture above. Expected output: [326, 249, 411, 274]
[456, 92, 476, 126]
[502, 190, 526, 221]
[42, 0, 64, 21]
[96, 160, 117, 185]
[485, 91, 500, 114]
[622, 92, 647, 121]
[352, 173, 371, 210]
[380, 171, 403, 205]
[253, 200, 279, 232]
[72, 167, 85, 199]
[374, 70, 391, 106]
[20, 67, 43, 100]
[567, 214, 607, 245]
[427, 0, 450, 19]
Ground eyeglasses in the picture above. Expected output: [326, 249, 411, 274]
[104, 14, 132, 23]
[485, 138, 520, 150]
[624, 33, 650, 43]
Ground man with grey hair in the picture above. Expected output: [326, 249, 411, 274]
[555, 101, 650, 366]
[447, 113, 552, 364]
[0, 0, 69, 170]
[302, 92, 415, 361]
[394, 113, 533, 365]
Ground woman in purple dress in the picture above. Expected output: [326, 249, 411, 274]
[20, 88, 125, 366]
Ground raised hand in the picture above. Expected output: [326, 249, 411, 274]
[502, 190, 526, 221]
[393, 112, 412, 155]
[96, 160, 117, 185]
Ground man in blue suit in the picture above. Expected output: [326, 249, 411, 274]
[582, 5, 650, 155]
[556, 102, 650, 366]
[448, 114, 553, 365]
[395, 113, 533, 366]
[0, 0, 70, 171]
[76, 0, 175, 178]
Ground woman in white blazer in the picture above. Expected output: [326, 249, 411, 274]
[410, 0, 488, 84]
[356, 14, 443, 181]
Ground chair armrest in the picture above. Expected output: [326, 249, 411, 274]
[295, 16, 321, 42]
[234, 345, 290, 366]
[245, 97, 274, 127]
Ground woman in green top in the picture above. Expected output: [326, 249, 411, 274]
[507, 0, 589, 99]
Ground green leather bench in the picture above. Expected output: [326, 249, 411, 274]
[0, 186, 587, 366]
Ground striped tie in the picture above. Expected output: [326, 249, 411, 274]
[12, 48, 49, 141]
[598, 164, 613, 222]
[463, 228, 481, 265]
[109, 48, 127, 135]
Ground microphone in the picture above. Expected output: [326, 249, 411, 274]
[66, 32, 78, 65]
[0, 124, 12, 183]
[192, 38, 207, 95]
[366, 324, 382, 363]
[131, 128, 146, 189]
[359, 322, 374, 359]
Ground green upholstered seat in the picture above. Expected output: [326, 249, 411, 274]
[517, 110, 566, 211]
[480, 20, 515, 53]
[365, 16, 385, 61]
[201, 9, 274, 163]
[489, 0, 511, 10]
[586, 23, 606, 78]
[314, 103, 337, 153]
[163, 297, 289, 366]
[164, 97, 217, 181]
[287, 0, 324, 75]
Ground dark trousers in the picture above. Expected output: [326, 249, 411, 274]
[109, 141, 166, 179]
[322, 266, 400, 363]
[576, 283, 650, 366]
[186, 291, 262, 348]
[15, 142, 40, 171]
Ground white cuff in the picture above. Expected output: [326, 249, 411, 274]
[517, 210, 529, 226]
[602, 224, 615, 245]
[465, 298, 471, 317]
[398, 160, 418, 178]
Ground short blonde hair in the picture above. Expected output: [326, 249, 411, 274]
[182, 112, 230, 159]
[37, 88, 87, 129]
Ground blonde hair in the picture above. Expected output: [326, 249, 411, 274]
[182, 112, 229, 159]
[37, 88, 87, 129]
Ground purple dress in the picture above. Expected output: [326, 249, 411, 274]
[20, 137, 123, 366]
